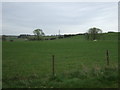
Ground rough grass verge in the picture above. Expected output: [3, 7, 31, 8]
[2, 65, 118, 88]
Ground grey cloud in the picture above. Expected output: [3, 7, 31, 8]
[2, 2, 118, 35]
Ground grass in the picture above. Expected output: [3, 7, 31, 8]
[0, 40, 2, 89]
[2, 33, 118, 88]
[2, 66, 118, 88]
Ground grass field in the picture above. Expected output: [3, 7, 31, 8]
[2, 33, 118, 88]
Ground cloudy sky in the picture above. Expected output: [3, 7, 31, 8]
[2, 2, 118, 35]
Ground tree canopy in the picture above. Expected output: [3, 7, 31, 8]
[33, 29, 45, 40]
[86, 27, 102, 40]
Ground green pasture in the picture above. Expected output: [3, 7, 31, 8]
[2, 33, 118, 88]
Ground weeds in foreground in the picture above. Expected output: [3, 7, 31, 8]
[3, 65, 118, 88]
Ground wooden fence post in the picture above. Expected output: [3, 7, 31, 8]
[106, 50, 109, 66]
[52, 55, 55, 77]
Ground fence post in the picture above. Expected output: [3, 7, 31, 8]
[52, 55, 55, 77]
[106, 50, 109, 66]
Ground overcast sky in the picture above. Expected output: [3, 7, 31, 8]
[2, 2, 118, 35]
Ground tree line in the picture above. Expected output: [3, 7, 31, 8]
[31, 27, 103, 41]
[2, 27, 104, 41]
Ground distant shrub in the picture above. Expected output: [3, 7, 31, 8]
[2, 35, 6, 41]
[10, 40, 14, 42]
[108, 31, 115, 33]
